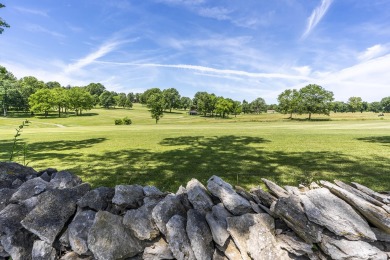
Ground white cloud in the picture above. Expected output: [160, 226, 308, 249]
[198, 7, 232, 20]
[14, 6, 49, 17]
[24, 24, 65, 39]
[358, 44, 389, 61]
[302, 0, 333, 39]
[293, 66, 312, 76]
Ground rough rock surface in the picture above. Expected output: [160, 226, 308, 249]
[261, 178, 289, 198]
[205, 203, 232, 247]
[216, 238, 242, 260]
[186, 179, 214, 216]
[31, 240, 57, 260]
[68, 209, 96, 255]
[77, 187, 115, 211]
[112, 184, 144, 209]
[166, 215, 196, 260]
[142, 238, 174, 260]
[10, 177, 48, 202]
[276, 232, 313, 257]
[50, 170, 82, 189]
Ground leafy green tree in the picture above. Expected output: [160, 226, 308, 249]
[0, 66, 17, 116]
[162, 88, 181, 112]
[45, 81, 61, 89]
[232, 100, 242, 117]
[28, 89, 54, 117]
[99, 91, 116, 108]
[51, 88, 67, 117]
[361, 101, 368, 113]
[7, 88, 24, 111]
[215, 97, 233, 118]
[368, 102, 382, 113]
[0, 3, 10, 34]
[381, 97, 390, 112]
[180, 97, 192, 110]
[194, 92, 217, 116]
[85, 83, 106, 96]
[125, 93, 133, 108]
[116, 93, 127, 108]
[299, 84, 334, 120]
[242, 100, 251, 114]
[331, 101, 348, 113]
[19, 76, 46, 110]
[347, 96, 363, 113]
[147, 93, 165, 123]
[68, 87, 94, 115]
[277, 89, 300, 118]
[250, 97, 267, 114]
[140, 88, 161, 105]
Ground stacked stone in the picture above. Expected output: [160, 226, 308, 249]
[0, 162, 389, 260]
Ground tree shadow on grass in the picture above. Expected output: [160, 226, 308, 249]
[356, 136, 390, 146]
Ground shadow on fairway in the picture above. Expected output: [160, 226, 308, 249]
[356, 136, 390, 146]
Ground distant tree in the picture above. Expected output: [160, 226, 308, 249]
[0, 3, 10, 34]
[140, 88, 161, 105]
[277, 89, 300, 118]
[85, 83, 106, 97]
[19, 76, 46, 110]
[99, 91, 116, 108]
[180, 97, 192, 110]
[162, 88, 181, 112]
[127, 92, 135, 103]
[125, 93, 133, 108]
[299, 84, 334, 120]
[250, 97, 267, 114]
[134, 93, 141, 103]
[361, 101, 368, 113]
[242, 100, 251, 114]
[368, 102, 382, 113]
[67, 87, 94, 115]
[215, 97, 233, 118]
[231, 100, 242, 117]
[381, 97, 390, 112]
[147, 93, 165, 123]
[51, 88, 67, 117]
[0, 66, 17, 116]
[45, 81, 61, 89]
[28, 89, 54, 117]
[267, 104, 278, 111]
[116, 93, 127, 108]
[331, 101, 348, 113]
[347, 96, 363, 113]
[195, 92, 217, 116]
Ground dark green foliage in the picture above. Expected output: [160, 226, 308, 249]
[114, 117, 132, 125]
[0, 3, 10, 34]
[114, 119, 123, 125]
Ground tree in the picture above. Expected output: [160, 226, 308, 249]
[331, 101, 348, 113]
[232, 100, 242, 117]
[0, 3, 10, 34]
[347, 96, 363, 113]
[147, 93, 165, 123]
[85, 83, 106, 97]
[194, 92, 217, 116]
[368, 102, 382, 113]
[116, 93, 127, 108]
[299, 84, 334, 120]
[277, 89, 300, 118]
[250, 97, 267, 114]
[215, 97, 233, 118]
[19, 76, 46, 111]
[125, 93, 133, 109]
[242, 100, 251, 114]
[99, 91, 116, 108]
[180, 97, 192, 110]
[140, 88, 161, 105]
[28, 89, 54, 117]
[381, 97, 390, 112]
[51, 88, 67, 117]
[0, 66, 17, 116]
[45, 81, 61, 89]
[67, 87, 94, 115]
[162, 88, 181, 112]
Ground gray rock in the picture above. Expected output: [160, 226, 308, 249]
[213, 248, 228, 260]
[0, 203, 29, 235]
[123, 201, 160, 240]
[0, 162, 38, 181]
[207, 176, 252, 215]
[50, 171, 82, 189]
[32, 240, 57, 260]
[0, 188, 15, 211]
[249, 201, 265, 213]
[250, 187, 277, 207]
[205, 203, 232, 247]
[59, 228, 70, 248]
[68, 209, 96, 255]
[1, 230, 36, 260]
[276, 232, 313, 257]
[372, 228, 390, 242]
[143, 185, 165, 197]
[320, 232, 387, 260]
[321, 180, 390, 234]
[152, 194, 186, 236]
[234, 186, 254, 202]
[227, 213, 288, 260]
[10, 177, 48, 202]
[284, 186, 301, 195]
[273, 195, 323, 243]
[176, 186, 193, 211]
[186, 209, 214, 260]
[186, 179, 214, 216]
[77, 187, 115, 211]
[11, 178, 24, 189]
[87, 211, 144, 260]
[39, 172, 51, 182]
[351, 182, 390, 204]
[216, 238, 242, 260]
[166, 215, 196, 260]
[143, 237, 174, 260]
[112, 184, 144, 209]
[21, 183, 90, 244]
[300, 188, 376, 241]
[60, 252, 93, 260]
[262, 178, 289, 198]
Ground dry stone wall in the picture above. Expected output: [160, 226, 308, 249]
[0, 162, 389, 260]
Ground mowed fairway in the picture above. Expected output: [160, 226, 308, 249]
[1, 104, 389, 192]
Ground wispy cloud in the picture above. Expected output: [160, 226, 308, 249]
[14, 6, 49, 17]
[197, 7, 232, 20]
[24, 24, 65, 39]
[358, 44, 389, 61]
[302, 0, 333, 39]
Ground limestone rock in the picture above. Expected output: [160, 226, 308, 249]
[276, 232, 313, 257]
[205, 203, 232, 247]
[273, 195, 323, 243]
[77, 187, 115, 211]
[207, 176, 252, 215]
[250, 187, 277, 207]
[152, 194, 186, 236]
[21, 183, 90, 244]
[176, 186, 193, 211]
[1, 230, 36, 260]
[112, 184, 144, 209]
[60, 252, 93, 260]
[166, 215, 196, 260]
[123, 201, 160, 240]
[261, 178, 289, 198]
[216, 238, 242, 260]
[50, 171, 82, 189]
[372, 228, 390, 242]
[0, 188, 15, 211]
[213, 249, 228, 260]
[68, 209, 96, 255]
[143, 237, 174, 260]
[320, 232, 387, 260]
[32, 240, 57, 260]
[0, 162, 38, 182]
[351, 182, 390, 204]
[186, 179, 214, 216]
[10, 177, 48, 202]
[143, 186, 165, 197]
[300, 188, 376, 241]
[186, 209, 214, 260]
[87, 211, 144, 260]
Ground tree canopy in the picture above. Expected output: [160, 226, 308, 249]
[0, 3, 10, 34]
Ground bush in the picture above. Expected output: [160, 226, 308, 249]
[114, 119, 123, 125]
[123, 117, 132, 125]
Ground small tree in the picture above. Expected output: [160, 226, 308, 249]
[147, 93, 165, 123]
[298, 84, 334, 120]
[347, 96, 363, 113]
[381, 96, 390, 112]
[28, 89, 54, 117]
[277, 89, 300, 118]
[250, 97, 267, 114]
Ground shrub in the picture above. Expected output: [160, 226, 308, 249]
[114, 119, 123, 125]
[123, 117, 132, 125]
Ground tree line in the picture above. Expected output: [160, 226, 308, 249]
[1, 66, 389, 121]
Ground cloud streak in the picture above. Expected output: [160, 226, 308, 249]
[302, 0, 333, 39]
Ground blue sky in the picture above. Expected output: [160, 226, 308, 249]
[1, 0, 389, 103]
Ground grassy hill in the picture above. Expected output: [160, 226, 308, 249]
[1, 104, 389, 192]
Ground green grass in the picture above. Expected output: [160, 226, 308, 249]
[1, 104, 389, 192]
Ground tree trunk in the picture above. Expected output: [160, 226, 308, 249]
[290, 112, 293, 119]
[308, 113, 312, 120]
[58, 105, 61, 118]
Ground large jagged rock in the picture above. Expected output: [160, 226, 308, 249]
[176, 185, 195, 211]
[87, 211, 144, 260]
[212, 248, 228, 260]
[0, 162, 38, 183]
[186, 209, 214, 260]
[186, 179, 214, 216]
[1, 230, 36, 260]
[60, 251, 93, 260]
[50, 171, 82, 189]
[142, 238, 174, 260]
[205, 203, 232, 247]
[21, 183, 90, 245]
[250, 187, 277, 207]
[123, 201, 160, 240]
[10, 177, 49, 203]
[276, 232, 313, 257]
[77, 187, 115, 211]
[112, 184, 144, 209]
[207, 176, 252, 216]
[351, 182, 390, 204]
[226, 213, 288, 260]
[166, 215, 196, 260]
[152, 194, 187, 236]
[300, 188, 376, 241]
[273, 195, 323, 243]
[372, 228, 390, 242]
[261, 178, 289, 198]
[216, 238, 242, 260]
[321, 181, 390, 233]
[68, 209, 96, 255]
[320, 232, 387, 260]
[31, 240, 57, 260]
[0, 188, 15, 211]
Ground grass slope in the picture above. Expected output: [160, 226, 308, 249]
[1, 104, 389, 192]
